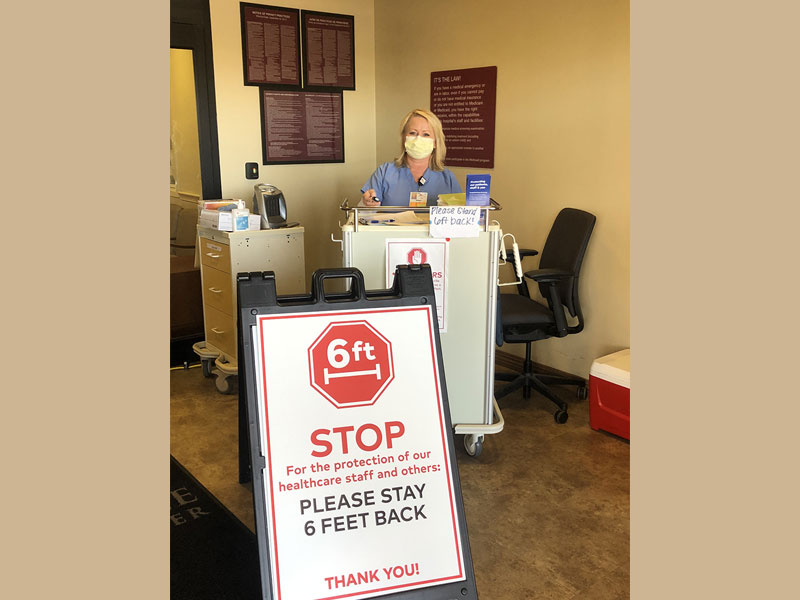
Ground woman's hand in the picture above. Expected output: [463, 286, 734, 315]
[360, 189, 381, 207]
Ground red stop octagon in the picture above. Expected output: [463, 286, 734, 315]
[308, 320, 395, 408]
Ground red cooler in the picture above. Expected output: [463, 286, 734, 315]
[589, 349, 630, 440]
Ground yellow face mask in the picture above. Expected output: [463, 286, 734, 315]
[404, 136, 434, 159]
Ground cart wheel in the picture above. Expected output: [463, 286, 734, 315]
[215, 374, 236, 395]
[201, 359, 215, 378]
[554, 410, 569, 424]
[464, 435, 484, 457]
[577, 385, 588, 400]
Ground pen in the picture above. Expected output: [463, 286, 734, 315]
[369, 219, 395, 224]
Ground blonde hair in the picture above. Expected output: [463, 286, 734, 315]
[393, 108, 447, 171]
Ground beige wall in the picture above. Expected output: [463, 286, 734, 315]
[375, 0, 629, 377]
[208, 0, 377, 283]
[205, 0, 628, 377]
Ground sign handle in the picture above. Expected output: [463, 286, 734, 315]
[312, 267, 366, 302]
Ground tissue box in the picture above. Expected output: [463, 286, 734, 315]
[217, 211, 233, 232]
[589, 349, 630, 440]
[197, 199, 246, 232]
[198, 209, 221, 230]
[232, 208, 250, 231]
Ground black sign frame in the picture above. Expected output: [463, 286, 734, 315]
[237, 266, 479, 600]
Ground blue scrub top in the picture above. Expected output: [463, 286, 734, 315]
[361, 162, 461, 207]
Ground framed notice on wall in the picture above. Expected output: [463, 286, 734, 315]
[301, 10, 356, 90]
[260, 89, 345, 164]
[240, 3, 301, 88]
[430, 66, 497, 169]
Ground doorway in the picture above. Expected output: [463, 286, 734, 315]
[170, 47, 202, 257]
[170, 0, 221, 366]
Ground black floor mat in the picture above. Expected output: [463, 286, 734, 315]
[170, 456, 261, 599]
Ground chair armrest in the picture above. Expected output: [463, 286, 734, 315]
[518, 248, 539, 258]
[505, 248, 539, 259]
[524, 269, 572, 336]
[523, 268, 572, 283]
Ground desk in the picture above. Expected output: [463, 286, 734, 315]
[339, 206, 504, 456]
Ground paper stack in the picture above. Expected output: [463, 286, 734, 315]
[197, 199, 250, 231]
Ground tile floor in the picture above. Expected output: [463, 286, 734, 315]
[171, 365, 629, 599]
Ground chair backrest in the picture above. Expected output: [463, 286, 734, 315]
[538, 208, 596, 319]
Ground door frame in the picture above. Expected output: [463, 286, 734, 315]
[170, 0, 222, 200]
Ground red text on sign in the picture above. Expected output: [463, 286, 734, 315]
[310, 421, 405, 457]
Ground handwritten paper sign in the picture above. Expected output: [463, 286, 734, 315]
[429, 206, 480, 238]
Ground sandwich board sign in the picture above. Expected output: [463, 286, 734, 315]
[237, 266, 478, 600]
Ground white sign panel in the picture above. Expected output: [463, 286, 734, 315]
[429, 206, 480, 238]
[385, 239, 449, 333]
[254, 306, 465, 600]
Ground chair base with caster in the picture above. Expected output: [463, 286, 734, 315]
[495, 347, 586, 424]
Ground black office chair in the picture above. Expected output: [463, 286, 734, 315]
[495, 208, 596, 423]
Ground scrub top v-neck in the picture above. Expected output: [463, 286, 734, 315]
[361, 162, 461, 207]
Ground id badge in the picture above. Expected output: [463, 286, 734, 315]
[409, 191, 428, 207]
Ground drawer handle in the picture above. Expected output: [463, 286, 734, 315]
[208, 287, 223, 294]
[211, 327, 226, 335]
[206, 252, 221, 259]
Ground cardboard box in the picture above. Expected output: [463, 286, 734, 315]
[589, 349, 630, 440]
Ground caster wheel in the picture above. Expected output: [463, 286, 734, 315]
[201, 359, 215, 378]
[554, 410, 569, 424]
[577, 385, 588, 400]
[464, 435, 484, 457]
[215, 374, 236, 395]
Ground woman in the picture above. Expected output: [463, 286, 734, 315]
[360, 108, 461, 207]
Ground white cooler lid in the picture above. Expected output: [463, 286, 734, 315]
[590, 348, 630, 388]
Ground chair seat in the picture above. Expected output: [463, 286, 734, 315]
[499, 294, 555, 342]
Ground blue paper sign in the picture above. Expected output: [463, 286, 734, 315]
[465, 174, 491, 206]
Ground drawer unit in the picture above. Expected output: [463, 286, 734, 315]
[199, 237, 231, 272]
[196, 226, 306, 370]
[204, 305, 236, 358]
[201, 265, 234, 315]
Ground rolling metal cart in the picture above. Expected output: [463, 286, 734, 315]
[192, 225, 306, 394]
[333, 200, 505, 456]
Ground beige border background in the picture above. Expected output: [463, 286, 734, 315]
[5, 0, 168, 597]
[630, 0, 800, 597]
[5, 0, 800, 597]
